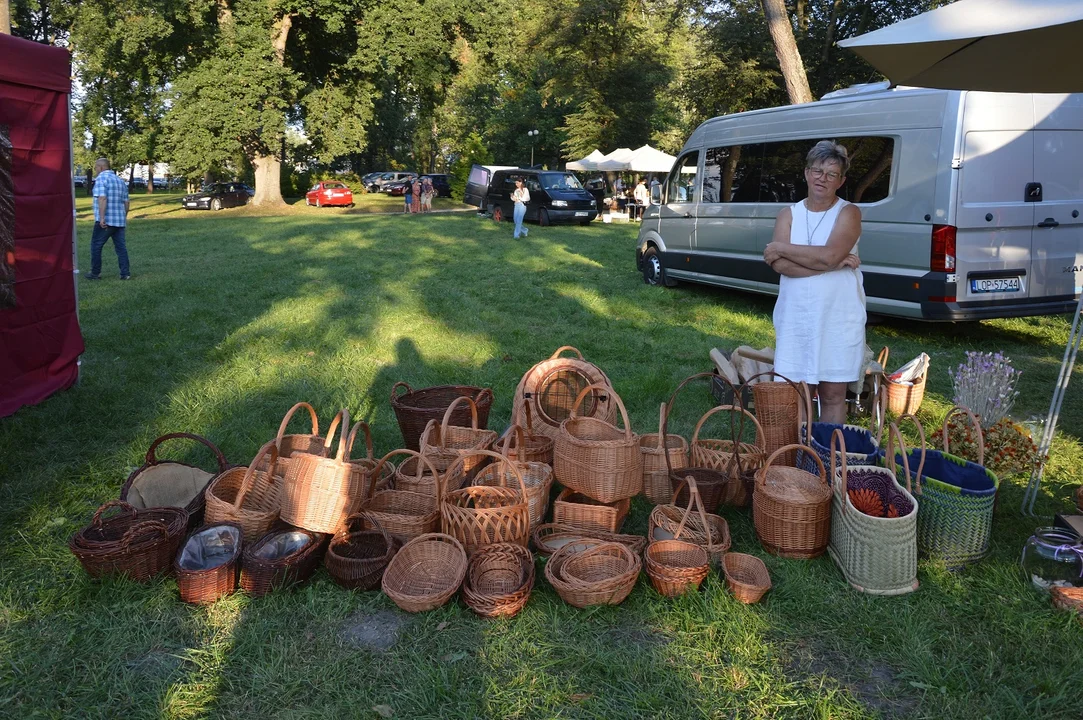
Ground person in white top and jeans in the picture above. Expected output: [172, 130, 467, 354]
[511, 178, 530, 238]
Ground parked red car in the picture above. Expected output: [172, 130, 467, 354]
[305, 181, 354, 207]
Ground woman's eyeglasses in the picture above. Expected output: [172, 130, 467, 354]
[807, 167, 841, 181]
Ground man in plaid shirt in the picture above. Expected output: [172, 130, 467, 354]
[86, 157, 131, 280]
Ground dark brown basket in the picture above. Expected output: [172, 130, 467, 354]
[120, 433, 230, 529]
[462, 543, 535, 618]
[70, 501, 189, 582]
[324, 514, 400, 590]
[174, 523, 243, 604]
[240, 527, 324, 596]
[390, 382, 494, 451]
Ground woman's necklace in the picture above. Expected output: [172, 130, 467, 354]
[805, 197, 838, 245]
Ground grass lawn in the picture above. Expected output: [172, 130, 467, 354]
[2, 193, 1082, 719]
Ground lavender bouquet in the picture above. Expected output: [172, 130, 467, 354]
[949, 351, 1021, 426]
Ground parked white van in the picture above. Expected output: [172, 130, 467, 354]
[635, 84, 1083, 321]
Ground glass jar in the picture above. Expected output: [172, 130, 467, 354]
[1021, 528, 1083, 592]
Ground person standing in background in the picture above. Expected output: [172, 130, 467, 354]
[633, 179, 649, 221]
[410, 177, 422, 214]
[85, 157, 131, 281]
[421, 176, 434, 213]
[511, 177, 530, 239]
[403, 178, 413, 214]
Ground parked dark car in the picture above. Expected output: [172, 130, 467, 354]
[181, 182, 251, 211]
[425, 174, 452, 198]
[383, 178, 415, 197]
[129, 177, 147, 190]
[465, 166, 598, 226]
[369, 171, 416, 193]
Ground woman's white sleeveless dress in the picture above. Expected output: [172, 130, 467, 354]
[772, 198, 866, 384]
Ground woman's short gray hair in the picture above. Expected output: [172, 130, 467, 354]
[806, 140, 850, 175]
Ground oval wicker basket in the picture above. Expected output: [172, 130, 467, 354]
[531, 523, 647, 557]
[476, 428, 554, 528]
[120, 433, 229, 529]
[390, 382, 493, 452]
[325, 514, 399, 590]
[174, 523, 243, 605]
[640, 403, 689, 505]
[70, 501, 189, 582]
[645, 540, 709, 597]
[358, 450, 444, 544]
[419, 396, 498, 479]
[722, 552, 772, 604]
[462, 542, 535, 618]
[240, 528, 324, 596]
[753, 443, 832, 559]
[511, 346, 615, 441]
[554, 383, 642, 503]
[382, 532, 468, 612]
[204, 441, 282, 542]
[552, 487, 631, 533]
[441, 450, 531, 555]
[394, 454, 466, 496]
[544, 539, 641, 608]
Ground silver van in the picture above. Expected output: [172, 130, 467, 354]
[635, 85, 1083, 321]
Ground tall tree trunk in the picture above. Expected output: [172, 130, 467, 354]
[817, 0, 843, 96]
[251, 13, 292, 207]
[146, 163, 155, 194]
[1, 0, 11, 35]
[760, 0, 814, 105]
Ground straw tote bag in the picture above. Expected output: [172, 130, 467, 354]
[512, 346, 615, 441]
[553, 383, 641, 503]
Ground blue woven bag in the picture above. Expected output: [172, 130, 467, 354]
[796, 384, 881, 477]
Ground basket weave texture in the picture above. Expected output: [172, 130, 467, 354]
[382, 533, 467, 612]
[441, 450, 531, 555]
[462, 543, 535, 617]
[649, 477, 730, 565]
[640, 403, 689, 505]
[70, 501, 188, 582]
[419, 396, 498, 478]
[475, 429, 554, 529]
[722, 552, 772, 604]
[511, 346, 615, 441]
[753, 443, 832, 559]
[257, 402, 329, 479]
[325, 515, 399, 590]
[878, 347, 927, 415]
[553, 488, 631, 533]
[661, 373, 737, 512]
[747, 373, 802, 467]
[531, 523, 647, 557]
[240, 528, 324, 596]
[553, 384, 641, 503]
[544, 539, 641, 608]
[120, 432, 229, 528]
[505, 403, 555, 466]
[205, 441, 282, 542]
[358, 450, 444, 544]
[174, 523, 243, 604]
[645, 540, 709, 597]
[390, 382, 493, 452]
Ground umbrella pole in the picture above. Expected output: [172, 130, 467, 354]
[1022, 291, 1083, 515]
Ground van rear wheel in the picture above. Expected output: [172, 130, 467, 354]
[642, 247, 670, 286]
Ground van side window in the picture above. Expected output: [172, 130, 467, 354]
[703, 144, 763, 203]
[756, 137, 894, 204]
[759, 141, 809, 203]
[665, 151, 699, 204]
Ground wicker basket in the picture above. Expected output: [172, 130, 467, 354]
[240, 528, 324, 596]
[174, 523, 243, 604]
[553, 384, 641, 503]
[649, 477, 731, 564]
[343, 420, 393, 498]
[441, 450, 531, 555]
[70, 501, 189, 582]
[205, 441, 283, 542]
[325, 514, 399, 590]
[504, 403, 555, 466]
[391, 382, 494, 452]
[661, 373, 737, 512]
[120, 433, 230, 529]
[753, 443, 832, 559]
[531, 523, 647, 557]
[419, 396, 498, 479]
[382, 532, 468, 612]
[827, 427, 919, 596]
[640, 403, 689, 505]
[358, 450, 444, 544]
[1051, 586, 1083, 618]
[258, 402, 329, 479]
[477, 428, 554, 528]
[746, 372, 803, 468]
[511, 346, 615, 441]
[645, 540, 709, 597]
[690, 404, 765, 508]
[394, 454, 467, 496]
[878, 347, 926, 415]
[462, 543, 535, 617]
[722, 552, 772, 604]
[544, 539, 641, 608]
[553, 488, 631, 533]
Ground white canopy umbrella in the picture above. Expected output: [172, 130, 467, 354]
[840, 0, 1083, 515]
[838, 0, 1083, 93]
[594, 147, 636, 172]
[566, 149, 604, 172]
[626, 144, 677, 173]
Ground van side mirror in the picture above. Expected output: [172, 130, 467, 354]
[650, 185, 660, 205]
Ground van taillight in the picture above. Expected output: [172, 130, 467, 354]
[930, 224, 956, 272]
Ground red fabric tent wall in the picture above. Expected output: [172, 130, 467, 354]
[0, 34, 84, 417]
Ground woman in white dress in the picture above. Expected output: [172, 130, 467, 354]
[763, 140, 864, 424]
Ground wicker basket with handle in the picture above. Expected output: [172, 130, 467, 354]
[70, 501, 189, 582]
[441, 449, 531, 555]
[753, 443, 832, 559]
[553, 383, 641, 503]
[120, 433, 230, 529]
[505, 402, 555, 466]
[662, 372, 735, 512]
[474, 426, 554, 529]
[257, 402, 328, 479]
[357, 450, 444, 544]
[512, 346, 615, 442]
[649, 476, 730, 565]
[544, 539, 641, 608]
[419, 396, 498, 479]
[205, 441, 282, 542]
[391, 382, 494, 452]
[644, 480, 711, 597]
[324, 513, 400, 590]
[745, 371, 804, 468]
[640, 403, 689, 505]
[878, 347, 926, 416]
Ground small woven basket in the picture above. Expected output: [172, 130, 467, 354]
[394, 455, 466, 496]
[645, 540, 709, 597]
[358, 450, 444, 544]
[174, 523, 243, 605]
[70, 501, 189, 582]
[504, 403, 555, 466]
[120, 433, 230, 529]
[441, 450, 531, 555]
[462, 542, 535, 618]
[531, 523, 647, 557]
[390, 382, 494, 452]
[878, 347, 926, 415]
[640, 403, 689, 505]
[324, 515, 399, 590]
[205, 441, 282, 542]
[649, 477, 731, 564]
[553, 383, 642, 503]
[660, 373, 734, 513]
[475, 428, 554, 528]
[240, 528, 324, 596]
[690, 404, 766, 479]
[722, 552, 772, 604]
[544, 539, 641, 608]
[553, 488, 631, 533]
[382, 532, 468, 612]
[258, 402, 329, 479]
[419, 396, 499, 479]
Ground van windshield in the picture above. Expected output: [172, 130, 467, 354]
[539, 173, 583, 191]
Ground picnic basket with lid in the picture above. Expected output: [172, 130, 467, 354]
[475, 426, 554, 528]
[419, 396, 498, 479]
[390, 382, 493, 452]
[649, 476, 730, 564]
[204, 441, 283, 542]
[440, 449, 531, 555]
[358, 450, 445, 544]
[324, 513, 400, 590]
[174, 523, 244, 604]
[462, 542, 535, 618]
[512, 346, 615, 441]
[553, 383, 641, 503]
[70, 500, 189, 581]
[120, 433, 230, 529]
[240, 527, 324, 596]
[640, 403, 689, 505]
[544, 538, 641, 608]
[382, 532, 468, 612]
[753, 442, 832, 559]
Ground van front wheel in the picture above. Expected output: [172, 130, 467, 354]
[539, 208, 551, 227]
[642, 247, 669, 286]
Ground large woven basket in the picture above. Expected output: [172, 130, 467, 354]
[746, 372, 803, 468]
[240, 528, 324, 596]
[878, 347, 926, 415]
[441, 450, 531, 555]
[690, 404, 765, 508]
[204, 441, 282, 542]
[382, 533, 468, 612]
[553, 383, 641, 503]
[324, 514, 399, 590]
[753, 443, 832, 559]
[120, 433, 230, 529]
[531, 523, 647, 557]
[343, 420, 394, 498]
[827, 427, 919, 596]
[258, 402, 329, 479]
[462, 542, 535, 618]
[476, 428, 554, 528]
[394, 454, 467, 496]
[797, 384, 883, 475]
[174, 523, 243, 605]
[649, 477, 730, 564]
[553, 488, 631, 533]
[511, 346, 615, 441]
[504, 403, 555, 466]
[390, 382, 493, 452]
[70, 501, 189, 582]
[722, 552, 772, 604]
[419, 396, 498, 479]
[358, 450, 444, 544]
[640, 403, 689, 505]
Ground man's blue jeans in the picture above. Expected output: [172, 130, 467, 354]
[91, 223, 130, 277]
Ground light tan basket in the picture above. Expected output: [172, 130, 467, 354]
[753, 443, 832, 559]
[440, 450, 531, 555]
[204, 441, 282, 542]
[512, 346, 615, 441]
[419, 396, 498, 479]
[640, 403, 689, 505]
[553, 384, 641, 503]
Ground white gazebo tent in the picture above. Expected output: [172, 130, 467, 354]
[566, 149, 604, 172]
[594, 148, 636, 172]
[626, 144, 677, 173]
[839, 0, 1083, 515]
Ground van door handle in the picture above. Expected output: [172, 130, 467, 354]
[1037, 218, 1060, 228]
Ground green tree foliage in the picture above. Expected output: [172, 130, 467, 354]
[448, 131, 492, 201]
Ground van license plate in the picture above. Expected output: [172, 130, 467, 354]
[970, 277, 1021, 293]
[574, 211, 588, 217]
[185, 203, 197, 207]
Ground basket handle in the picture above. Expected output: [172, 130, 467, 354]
[517, 401, 539, 438]
[120, 519, 169, 546]
[570, 383, 633, 440]
[892, 413, 926, 495]
[275, 403, 320, 447]
[663, 372, 725, 438]
[690, 404, 765, 449]
[447, 448, 527, 503]
[235, 441, 279, 509]
[757, 443, 826, 489]
[342, 511, 391, 546]
[499, 424, 527, 459]
[672, 476, 716, 555]
[345, 420, 375, 463]
[324, 408, 351, 462]
[829, 429, 849, 512]
[145, 433, 229, 473]
[656, 403, 667, 450]
[799, 380, 814, 442]
[390, 381, 413, 402]
[368, 449, 445, 505]
[549, 345, 584, 360]
[941, 405, 984, 466]
[91, 500, 139, 529]
[441, 396, 480, 438]
[877, 346, 890, 373]
[883, 422, 914, 495]
[870, 383, 887, 445]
